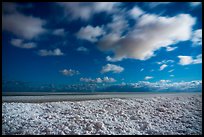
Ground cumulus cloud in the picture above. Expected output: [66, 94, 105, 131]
[10, 38, 37, 49]
[98, 14, 195, 61]
[192, 29, 202, 46]
[53, 28, 65, 36]
[101, 64, 124, 73]
[144, 76, 153, 80]
[159, 64, 168, 71]
[166, 46, 178, 51]
[80, 76, 116, 83]
[38, 48, 64, 56]
[129, 6, 144, 19]
[76, 46, 89, 52]
[76, 25, 105, 42]
[59, 69, 80, 76]
[2, 12, 46, 40]
[178, 54, 202, 65]
[57, 2, 120, 21]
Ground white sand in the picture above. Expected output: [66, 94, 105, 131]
[2, 93, 202, 135]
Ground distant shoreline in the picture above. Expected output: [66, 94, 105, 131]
[2, 91, 201, 96]
[2, 92, 201, 103]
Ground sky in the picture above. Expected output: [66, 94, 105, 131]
[2, 2, 202, 92]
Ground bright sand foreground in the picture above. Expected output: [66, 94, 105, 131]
[2, 92, 202, 135]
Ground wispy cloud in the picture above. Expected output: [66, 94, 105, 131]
[10, 38, 37, 49]
[57, 2, 120, 21]
[53, 28, 65, 36]
[166, 46, 178, 52]
[76, 46, 89, 52]
[80, 76, 116, 83]
[38, 48, 64, 56]
[147, 2, 171, 8]
[59, 69, 80, 76]
[192, 29, 202, 46]
[144, 76, 153, 80]
[189, 2, 201, 8]
[159, 64, 168, 71]
[168, 69, 174, 73]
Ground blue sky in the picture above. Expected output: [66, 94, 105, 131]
[2, 2, 202, 92]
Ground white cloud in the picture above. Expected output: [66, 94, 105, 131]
[130, 80, 202, 91]
[38, 48, 64, 56]
[101, 64, 124, 73]
[76, 25, 105, 42]
[53, 28, 65, 36]
[80, 76, 116, 83]
[178, 54, 202, 65]
[59, 69, 79, 76]
[168, 69, 174, 73]
[98, 14, 195, 61]
[57, 2, 120, 21]
[2, 13, 46, 39]
[160, 80, 171, 83]
[76, 46, 89, 52]
[129, 6, 144, 19]
[189, 2, 201, 7]
[166, 46, 178, 51]
[10, 38, 37, 49]
[192, 29, 202, 46]
[144, 76, 153, 80]
[160, 64, 168, 71]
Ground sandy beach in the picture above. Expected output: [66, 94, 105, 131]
[2, 92, 202, 135]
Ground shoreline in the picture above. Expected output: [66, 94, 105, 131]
[2, 92, 202, 103]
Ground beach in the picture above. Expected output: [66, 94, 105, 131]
[2, 92, 202, 135]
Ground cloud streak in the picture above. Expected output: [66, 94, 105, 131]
[38, 48, 64, 56]
[144, 76, 153, 80]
